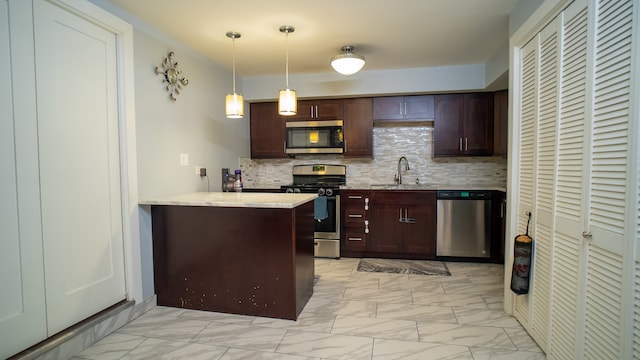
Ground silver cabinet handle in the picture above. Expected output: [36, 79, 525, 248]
[465, 137, 468, 151]
[459, 138, 463, 151]
[582, 231, 593, 238]
[364, 198, 369, 210]
[403, 102, 407, 115]
[348, 195, 363, 199]
[348, 214, 363, 218]
[399, 208, 403, 222]
[348, 237, 363, 241]
[404, 208, 415, 223]
[365, 220, 369, 234]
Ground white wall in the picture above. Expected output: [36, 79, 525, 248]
[132, 31, 250, 297]
[244, 64, 488, 101]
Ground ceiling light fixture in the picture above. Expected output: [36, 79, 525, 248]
[278, 25, 297, 116]
[225, 31, 244, 119]
[331, 45, 366, 75]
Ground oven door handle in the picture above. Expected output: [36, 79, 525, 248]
[320, 195, 337, 200]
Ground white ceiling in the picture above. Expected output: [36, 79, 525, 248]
[107, 0, 521, 77]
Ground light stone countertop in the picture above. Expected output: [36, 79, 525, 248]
[341, 184, 507, 192]
[139, 192, 317, 209]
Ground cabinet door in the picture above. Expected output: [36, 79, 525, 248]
[403, 95, 434, 120]
[343, 98, 373, 157]
[463, 93, 493, 155]
[314, 99, 343, 119]
[287, 99, 343, 120]
[402, 195, 436, 256]
[250, 102, 287, 158]
[373, 96, 434, 121]
[493, 90, 508, 156]
[370, 202, 404, 253]
[433, 94, 464, 156]
[402, 205, 435, 255]
[372, 96, 405, 120]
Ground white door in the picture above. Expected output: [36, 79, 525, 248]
[530, 15, 561, 351]
[582, 0, 635, 357]
[513, 35, 538, 326]
[550, 1, 589, 358]
[33, 0, 126, 335]
[511, 0, 638, 358]
[0, 1, 48, 357]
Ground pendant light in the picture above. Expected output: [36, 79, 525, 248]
[278, 25, 297, 116]
[225, 31, 244, 119]
[331, 45, 366, 75]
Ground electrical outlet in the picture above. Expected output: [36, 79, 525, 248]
[195, 166, 206, 176]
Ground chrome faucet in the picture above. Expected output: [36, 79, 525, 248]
[395, 156, 410, 184]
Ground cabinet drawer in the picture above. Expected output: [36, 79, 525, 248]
[344, 208, 366, 225]
[343, 228, 368, 251]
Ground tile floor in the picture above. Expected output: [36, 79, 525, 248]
[71, 258, 544, 360]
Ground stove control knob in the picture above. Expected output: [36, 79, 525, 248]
[285, 188, 294, 194]
[294, 188, 301, 194]
[325, 188, 333, 197]
[318, 188, 325, 196]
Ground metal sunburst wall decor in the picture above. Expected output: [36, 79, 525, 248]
[155, 51, 189, 101]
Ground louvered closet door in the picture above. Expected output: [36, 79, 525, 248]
[513, 37, 538, 325]
[530, 16, 561, 351]
[582, 0, 634, 358]
[550, 1, 589, 359]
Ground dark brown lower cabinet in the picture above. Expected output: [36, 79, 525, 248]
[150, 202, 314, 320]
[370, 191, 436, 258]
[341, 190, 436, 259]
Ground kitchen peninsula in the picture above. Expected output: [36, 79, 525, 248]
[140, 192, 317, 320]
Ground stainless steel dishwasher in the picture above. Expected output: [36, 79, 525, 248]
[436, 190, 491, 258]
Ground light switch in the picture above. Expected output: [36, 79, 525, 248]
[179, 153, 189, 166]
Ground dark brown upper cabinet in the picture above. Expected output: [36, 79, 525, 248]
[285, 99, 344, 121]
[343, 98, 373, 157]
[433, 93, 494, 156]
[373, 95, 434, 122]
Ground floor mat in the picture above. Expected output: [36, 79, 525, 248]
[357, 258, 451, 276]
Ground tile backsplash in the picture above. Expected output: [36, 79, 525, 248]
[240, 124, 507, 189]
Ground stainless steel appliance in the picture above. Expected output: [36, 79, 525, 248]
[285, 120, 344, 154]
[436, 190, 491, 258]
[281, 164, 345, 258]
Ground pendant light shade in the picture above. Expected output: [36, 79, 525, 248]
[331, 45, 366, 75]
[278, 25, 297, 116]
[278, 88, 297, 115]
[225, 31, 244, 119]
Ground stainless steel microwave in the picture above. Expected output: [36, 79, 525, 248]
[285, 120, 344, 154]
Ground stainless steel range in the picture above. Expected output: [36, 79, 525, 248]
[281, 164, 345, 259]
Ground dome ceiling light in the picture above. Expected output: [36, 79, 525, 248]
[330, 45, 366, 75]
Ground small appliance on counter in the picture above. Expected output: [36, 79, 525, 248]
[281, 164, 346, 259]
[221, 168, 243, 192]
